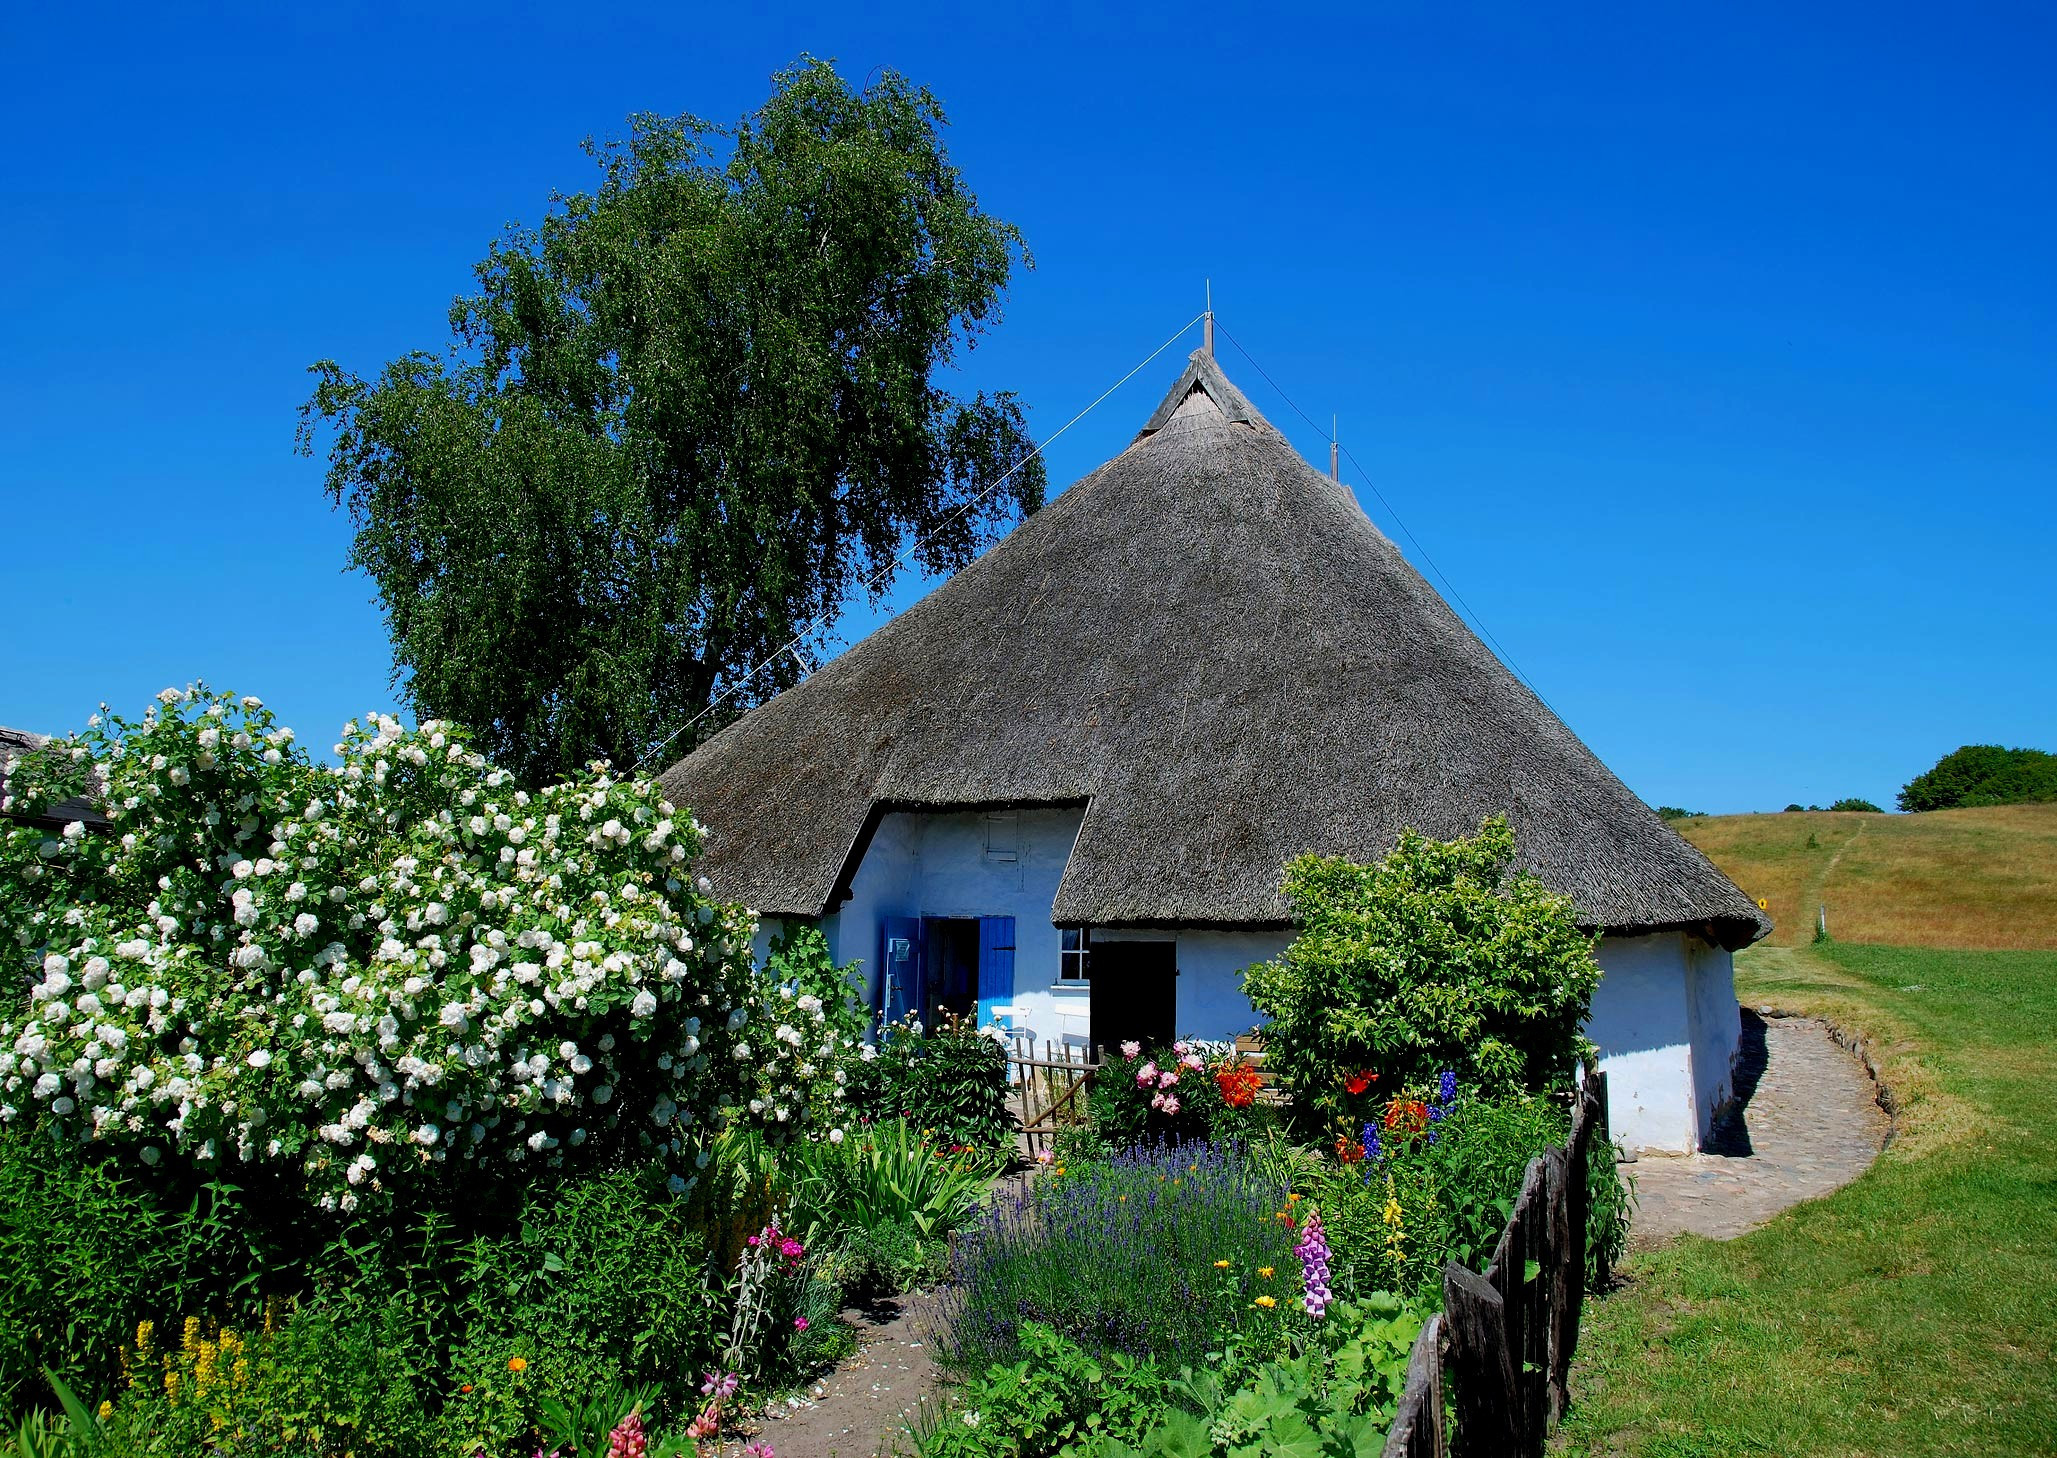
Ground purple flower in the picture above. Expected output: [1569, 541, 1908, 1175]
[1438, 1069, 1458, 1105]
[1295, 1207, 1334, 1322]
[1361, 1123, 1382, 1162]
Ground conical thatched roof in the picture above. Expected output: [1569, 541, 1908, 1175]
[661, 351, 1768, 950]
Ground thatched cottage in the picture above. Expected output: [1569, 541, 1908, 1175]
[662, 349, 1768, 1153]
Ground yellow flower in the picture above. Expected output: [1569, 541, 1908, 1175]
[1213, 1259, 1231, 1269]
[1254, 1295, 1278, 1309]
[1286, 1192, 1302, 1204]
[1258, 1266, 1275, 1278]
[507, 1356, 529, 1374]
[97, 1401, 112, 1420]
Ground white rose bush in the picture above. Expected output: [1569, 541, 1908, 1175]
[0, 686, 841, 1212]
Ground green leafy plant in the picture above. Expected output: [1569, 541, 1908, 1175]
[844, 1018, 1014, 1151]
[911, 1322, 1173, 1458]
[789, 1118, 997, 1242]
[1243, 815, 1600, 1142]
[1095, 1294, 1424, 1458]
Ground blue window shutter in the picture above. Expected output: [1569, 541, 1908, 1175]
[976, 916, 1016, 1029]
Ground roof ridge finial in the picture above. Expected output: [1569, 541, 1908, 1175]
[1331, 415, 1339, 482]
[1203, 278, 1214, 357]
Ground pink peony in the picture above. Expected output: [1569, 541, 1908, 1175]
[1158, 1069, 1179, 1088]
[1120, 1040, 1142, 1058]
[1136, 1062, 1158, 1086]
[1160, 1094, 1181, 1116]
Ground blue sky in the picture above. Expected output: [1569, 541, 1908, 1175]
[2, 2, 2051, 813]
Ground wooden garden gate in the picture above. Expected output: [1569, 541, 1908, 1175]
[1008, 1038, 1099, 1159]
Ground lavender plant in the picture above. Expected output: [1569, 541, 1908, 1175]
[929, 1141, 1300, 1374]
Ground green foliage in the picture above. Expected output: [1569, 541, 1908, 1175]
[818, 1219, 948, 1302]
[912, 1322, 1174, 1458]
[786, 1118, 997, 1243]
[765, 924, 870, 1047]
[1243, 816, 1600, 1140]
[919, 1295, 1427, 1458]
[1653, 806, 1704, 822]
[1827, 798, 1883, 813]
[844, 1017, 1014, 1151]
[1304, 1089, 1627, 1310]
[1110, 1293, 1422, 1458]
[297, 58, 1044, 783]
[0, 1128, 276, 1407]
[1898, 744, 2057, 813]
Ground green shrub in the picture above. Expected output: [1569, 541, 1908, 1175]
[1827, 797, 1883, 813]
[1243, 816, 1599, 1144]
[1100, 1292, 1425, 1458]
[912, 1322, 1174, 1458]
[0, 688, 828, 1219]
[821, 1219, 946, 1302]
[0, 1126, 289, 1407]
[1899, 744, 2057, 812]
[844, 1017, 1012, 1152]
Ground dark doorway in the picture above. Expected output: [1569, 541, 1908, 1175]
[1089, 940, 1176, 1054]
[921, 917, 980, 1027]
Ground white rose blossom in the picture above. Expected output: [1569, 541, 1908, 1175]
[0, 689, 839, 1208]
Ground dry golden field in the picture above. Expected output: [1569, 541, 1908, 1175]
[1674, 802, 2057, 950]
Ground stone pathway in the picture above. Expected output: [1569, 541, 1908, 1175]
[1626, 1009, 1890, 1246]
[745, 1294, 938, 1458]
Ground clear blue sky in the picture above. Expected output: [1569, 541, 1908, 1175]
[3, 2, 2052, 813]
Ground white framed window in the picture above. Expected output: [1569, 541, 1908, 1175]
[983, 811, 1018, 862]
[1059, 926, 1091, 983]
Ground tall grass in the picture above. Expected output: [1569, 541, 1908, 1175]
[1676, 803, 2057, 950]
[928, 1141, 1300, 1374]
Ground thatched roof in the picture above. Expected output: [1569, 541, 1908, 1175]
[661, 351, 1768, 950]
[0, 726, 108, 833]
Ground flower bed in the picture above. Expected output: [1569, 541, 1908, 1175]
[0, 688, 1013, 1457]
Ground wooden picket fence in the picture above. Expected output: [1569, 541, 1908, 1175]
[1381, 1065, 1612, 1458]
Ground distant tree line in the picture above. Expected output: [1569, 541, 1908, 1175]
[1899, 745, 2057, 813]
[1781, 798, 1883, 813]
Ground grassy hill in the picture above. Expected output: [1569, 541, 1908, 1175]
[1672, 802, 2057, 950]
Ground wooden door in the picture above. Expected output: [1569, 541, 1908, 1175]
[1088, 940, 1176, 1053]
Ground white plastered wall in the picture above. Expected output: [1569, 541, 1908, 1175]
[816, 807, 1089, 1043]
[1587, 930, 1740, 1154]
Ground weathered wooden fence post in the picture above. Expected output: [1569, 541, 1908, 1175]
[1380, 1312, 1447, 1458]
[1443, 1261, 1519, 1457]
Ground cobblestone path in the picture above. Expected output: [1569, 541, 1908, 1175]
[1626, 1009, 1890, 1246]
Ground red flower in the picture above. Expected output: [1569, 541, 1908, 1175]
[1384, 1098, 1430, 1135]
[1344, 1069, 1378, 1096]
[1215, 1061, 1263, 1110]
[1334, 1138, 1366, 1164]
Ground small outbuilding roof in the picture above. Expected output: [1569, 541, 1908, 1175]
[661, 352, 1768, 950]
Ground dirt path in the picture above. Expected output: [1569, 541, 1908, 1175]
[1626, 1008, 1889, 1246]
[745, 1295, 938, 1458]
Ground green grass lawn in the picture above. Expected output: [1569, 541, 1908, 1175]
[1557, 942, 2057, 1456]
